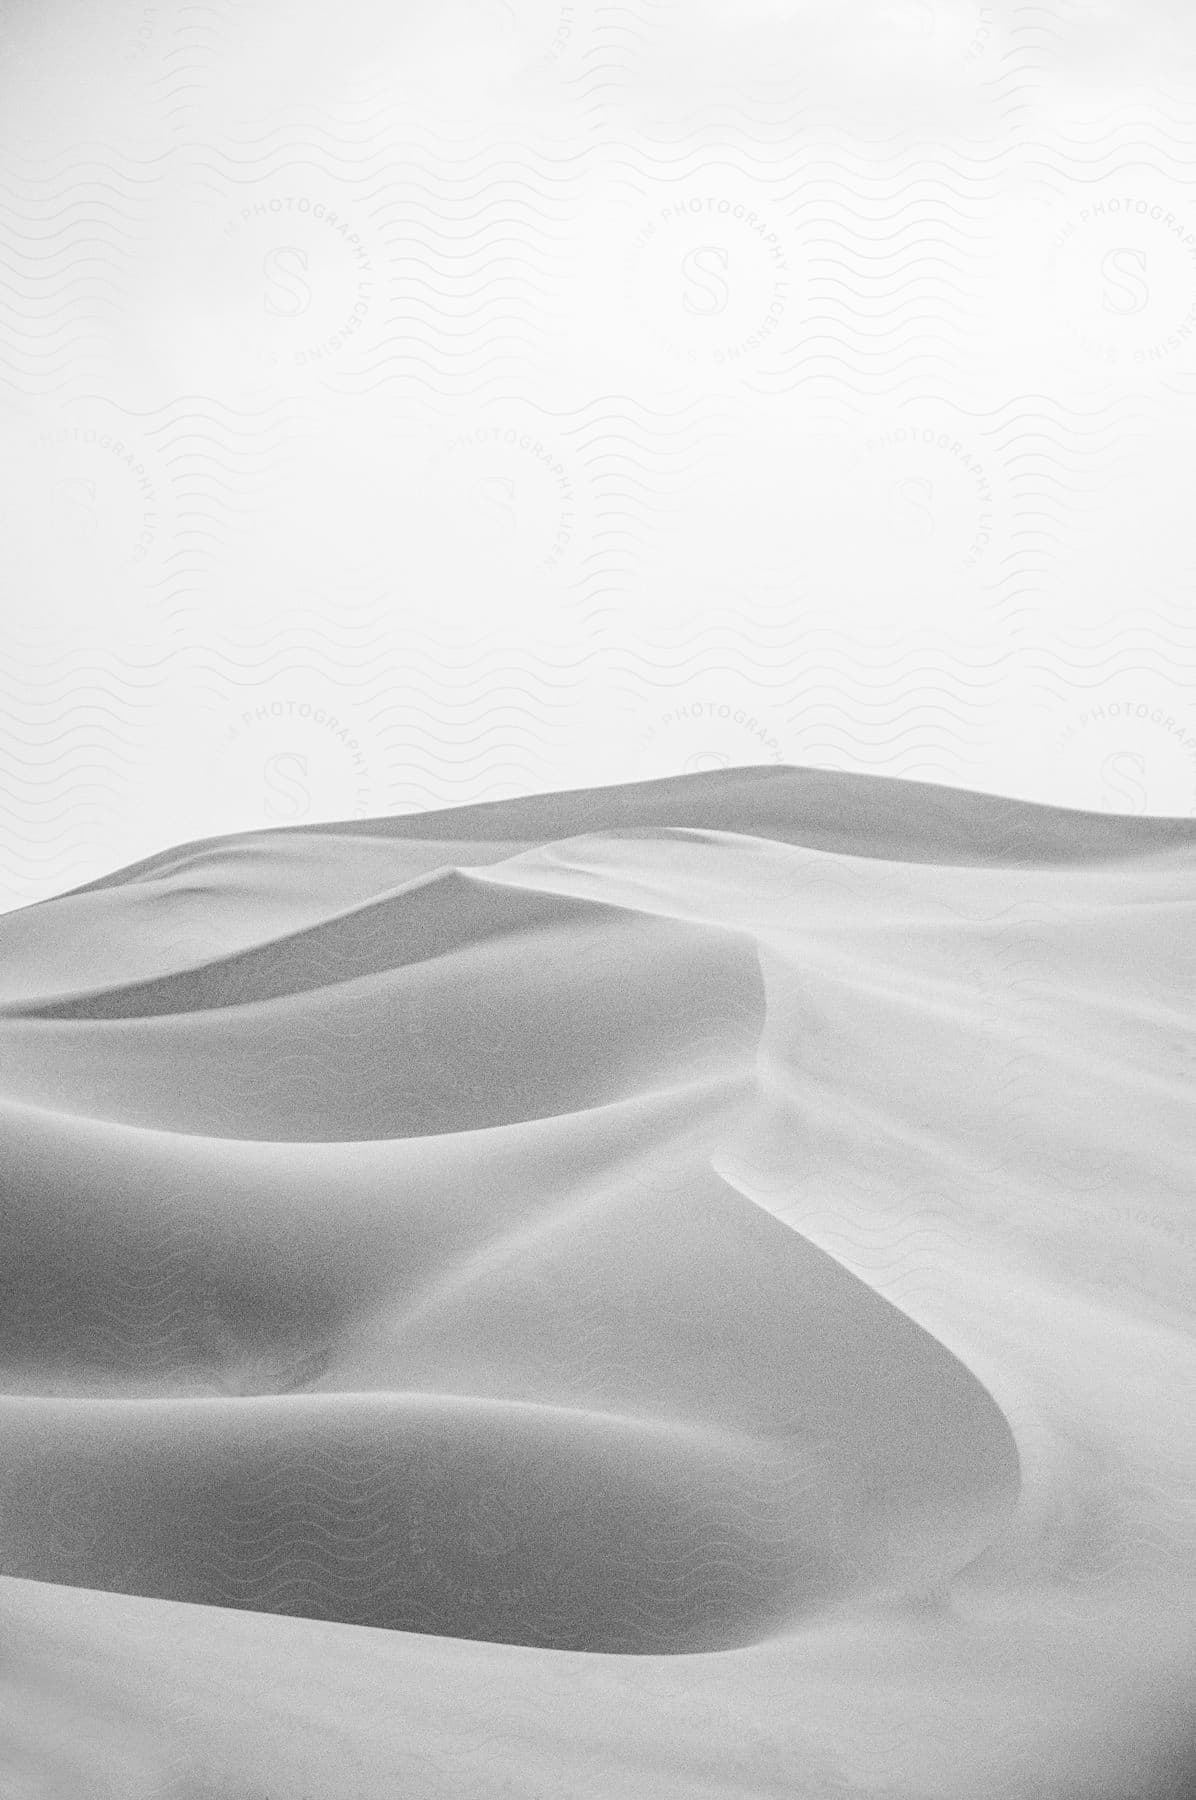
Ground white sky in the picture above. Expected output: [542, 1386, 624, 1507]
[2, 0, 1196, 906]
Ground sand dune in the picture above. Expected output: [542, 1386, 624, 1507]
[1, 766, 1194, 1797]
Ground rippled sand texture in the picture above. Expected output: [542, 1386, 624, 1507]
[2, 766, 1194, 1799]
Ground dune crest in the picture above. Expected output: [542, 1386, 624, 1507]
[1, 767, 1194, 1668]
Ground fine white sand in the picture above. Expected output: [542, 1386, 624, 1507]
[1, 765, 1193, 1798]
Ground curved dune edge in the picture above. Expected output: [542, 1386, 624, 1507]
[1, 767, 1194, 1671]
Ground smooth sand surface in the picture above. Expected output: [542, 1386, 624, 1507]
[1, 765, 1194, 1797]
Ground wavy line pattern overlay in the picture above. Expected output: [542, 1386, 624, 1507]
[1, 769, 1195, 1800]
[2, 10, 1196, 1800]
[2, 2, 1196, 907]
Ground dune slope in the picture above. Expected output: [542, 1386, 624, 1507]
[1, 765, 1194, 1795]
